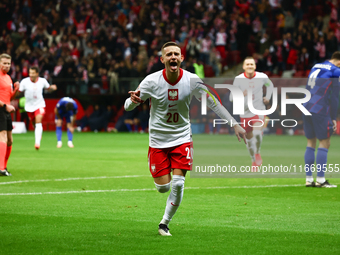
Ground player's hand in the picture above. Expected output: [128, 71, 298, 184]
[233, 124, 247, 144]
[6, 104, 15, 113]
[128, 90, 142, 104]
[50, 84, 57, 90]
[333, 120, 337, 132]
[263, 97, 270, 105]
[13, 81, 19, 91]
[243, 90, 248, 96]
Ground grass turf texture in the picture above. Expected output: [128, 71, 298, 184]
[1, 132, 339, 255]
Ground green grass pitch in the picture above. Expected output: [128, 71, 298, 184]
[1, 132, 339, 254]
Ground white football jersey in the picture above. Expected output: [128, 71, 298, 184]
[19, 77, 50, 112]
[125, 69, 237, 148]
[231, 71, 274, 118]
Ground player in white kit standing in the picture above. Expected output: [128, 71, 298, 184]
[125, 42, 246, 236]
[19, 67, 57, 149]
[231, 57, 274, 168]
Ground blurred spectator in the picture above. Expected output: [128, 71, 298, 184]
[186, 37, 200, 60]
[193, 59, 205, 79]
[215, 27, 227, 68]
[315, 37, 326, 62]
[286, 47, 298, 71]
[284, 11, 294, 34]
[116, 61, 130, 93]
[1, 0, 339, 101]
[99, 68, 109, 94]
[314, 16, 324, 33]
[237, 16, 251, 59]
[108, 64, 119, 94]
[134, 103, 150, 133]
[269, 40, 286, 73]
[298, 47, 310, 71]
[326, 31, 338, 59]
[210, 47, 221, 77]
[200, 34, 213, 65]
[124, 107, 139, 132]
[87, 58, 98, 87]
[258, 33, 271, 54]
[65, 65, 77, 95]
[73, 13, 91, 36]
[76, 65, 88, 94]
[183, 58, 195, 73]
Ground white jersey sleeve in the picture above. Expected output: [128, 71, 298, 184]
[19, 79, 26, 92]
[124, 77, 153, 111]
[263, 75, 274, 101]
[192, 81, 237, 126]
[43, 78, 50, 89]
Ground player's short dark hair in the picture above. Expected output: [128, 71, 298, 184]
[243, 56, 255, 64]
[29, 66, 39, 73]
[66, 102, 74, 111]
[331, 51, 340, 60]
[161, 42, 180, 52]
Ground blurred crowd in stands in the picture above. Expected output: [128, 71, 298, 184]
[1, 0, 340, 97]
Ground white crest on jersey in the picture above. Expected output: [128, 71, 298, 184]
[151, 164, 156, 172]
[168, 89, 178, 100]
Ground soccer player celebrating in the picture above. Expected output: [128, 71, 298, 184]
[230, 57, 274, 168]
[18, 67, 57, 150]
[303, 52, 340, 188]
[0, 53, 19, 176]
[54, 97, 78, 148]
[125, 42, 246, 236]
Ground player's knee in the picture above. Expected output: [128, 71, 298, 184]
[55, 119, 62, 126]
[253, 130, 262, 136]
[154, 182, 171, 193]
[172, 175, 185, 189]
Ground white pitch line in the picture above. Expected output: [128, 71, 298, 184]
[0, 184, 305, 196]
[0, 175, 150, 185]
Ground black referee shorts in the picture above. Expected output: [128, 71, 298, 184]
[0, 107, 13, 131]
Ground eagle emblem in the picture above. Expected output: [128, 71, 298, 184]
[151, 164, 156, 173]
[168, 89, 178, 101]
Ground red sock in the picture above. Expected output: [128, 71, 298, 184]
[0, 142, 6, 170]
[5, 145, 12, 168]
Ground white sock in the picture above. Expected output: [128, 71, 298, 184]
[253, 130, 262, 154]
[316, 177, 325, 184]
[35, 123, 43, 146]
[246, 137, 256, 162]
[160, 175, 185, 226]
[306, 176, 314, 183]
